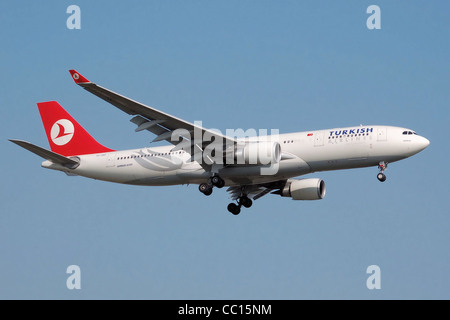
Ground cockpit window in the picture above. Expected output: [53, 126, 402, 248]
[403, 131, 417, 135]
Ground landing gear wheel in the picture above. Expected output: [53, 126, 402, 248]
[199, 183, 213, 195]
[239, 196, 253, 208]
[377, 161, 388, 182]
[227, 203, 241, 215]
[211, 176, 225, 188]
[377, 173, 386, 182]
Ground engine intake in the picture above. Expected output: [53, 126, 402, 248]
[281, 178, 326, 200]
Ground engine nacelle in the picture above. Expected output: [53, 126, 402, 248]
[281, 178, 326, 200]
[225, 141, 281, 165]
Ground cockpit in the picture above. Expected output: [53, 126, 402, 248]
[402, 131, 417, 135]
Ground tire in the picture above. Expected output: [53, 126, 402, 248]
[199, 183, 213, 195]
[211, 176, 220, 184]
[377, 173, 386, 182]
[227, 203, 240, 215]
[240, 196, 253, 208]
[215, 179, 225, 188]
[212, 176, 225, 188]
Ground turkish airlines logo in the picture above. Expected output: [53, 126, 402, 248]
[72, 73, 79, 80]
[50, 119, 75, 146]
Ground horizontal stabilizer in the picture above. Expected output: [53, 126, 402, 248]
[9, 139, 80, 168]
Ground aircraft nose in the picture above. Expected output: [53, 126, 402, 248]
[417, 136, 430, 152]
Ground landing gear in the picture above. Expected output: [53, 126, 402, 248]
[227, 195, 253, 215]
[199, 178, 254, 215]
[239, 196, 253, 208]
[211, 175, 225, 188]
[377, 173, 386, 182]
[199, 175, 225, 196]
[199, 183, 213, 196]
[227, 203, 241, 215]
[377, 161, 388, 182]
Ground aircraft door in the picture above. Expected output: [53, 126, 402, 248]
[106, 154, 116, 167]
[377, 127, 387, 141]
[314, 131, 324, 147]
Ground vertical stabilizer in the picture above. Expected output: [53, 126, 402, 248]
[37, 101, 114, 156]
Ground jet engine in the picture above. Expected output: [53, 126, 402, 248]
[225, 141, 281, 165]
[280, 178, 326, 200]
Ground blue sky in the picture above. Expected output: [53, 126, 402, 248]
[0, 1, 449, 299]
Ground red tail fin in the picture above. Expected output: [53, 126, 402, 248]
[37, 101, 114, 156]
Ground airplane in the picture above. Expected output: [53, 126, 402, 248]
[10, 70, 430, 215]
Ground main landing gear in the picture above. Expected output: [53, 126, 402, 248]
[227, 195, 253, 215]
[199, 176, 253, 215]
[377, 161, 388, 182]
[198, 175, 225, 196]
[211, 175, 225, 188]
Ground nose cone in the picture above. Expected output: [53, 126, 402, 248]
[416, 136, 430, 152]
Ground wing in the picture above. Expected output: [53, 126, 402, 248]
[68, 70, 235, 163]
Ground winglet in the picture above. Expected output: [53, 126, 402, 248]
[69, 69, 90, 84]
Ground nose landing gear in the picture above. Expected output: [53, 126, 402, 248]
[377, 161, 388, 182]
[377, 172, 386, 182]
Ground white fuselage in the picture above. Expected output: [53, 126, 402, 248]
[42, 125, 430, 186]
